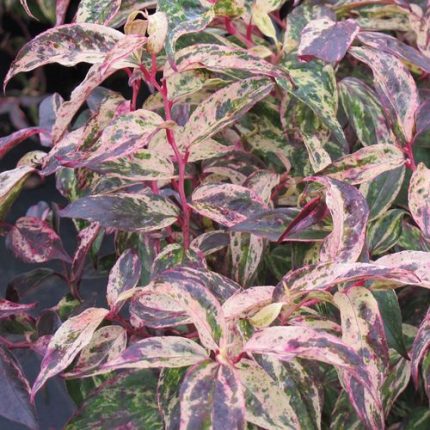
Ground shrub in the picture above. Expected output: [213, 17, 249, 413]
[1, 0, 430, 429]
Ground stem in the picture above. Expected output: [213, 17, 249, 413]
[0, 335, 31, 349]
[405, 140, 417, 171]
[131, 79, 141, 111]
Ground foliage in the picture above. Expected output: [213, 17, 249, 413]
[1, 0, 430, 429]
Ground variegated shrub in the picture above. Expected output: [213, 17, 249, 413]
[2, 0, 430, 429]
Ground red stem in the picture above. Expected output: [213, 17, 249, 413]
[405, 140, 417, 171]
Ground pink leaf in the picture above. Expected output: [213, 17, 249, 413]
[0, 127, 48, 160]
[409, 163, 430, 239]
[411, 307, 430, 386]
[0, 299, 36, 319]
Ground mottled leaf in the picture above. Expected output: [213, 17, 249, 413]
[339, 77, 395, 147]
[5, 24, 124, 88]
[191, 183, 267, 227]
[107, 249, 142, 311]
[66, 369, 163, 429]
[0, 346, 37, 430]
[298, 18, 359, 63]
[8, 216, 71, 263]
[76, 0, 121, 25]
[31, 307, 109, 400]
[60, 192, 179, 232]
[0, 298, 36, 319]
[0, 127, 47, 159]
[307, 176, 369, 263]
[411, 307, 430, 386]
[367, 209, 404, 255]
[179, 361, 245, 430]
[409, 163, 430, 239]
[349, 46, 419, 144]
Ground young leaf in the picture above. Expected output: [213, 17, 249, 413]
[107, 249, 142, 311]
[102, 336, 208, 371]
[298, 18, 359, 63]
[411, 307, 430, 386]
[8, 216, 71, 264]
[321, 144, 405, 185]
[4, 24, 124, 88]
[338, 77, 395, 147]
[179, 361, 245, 430]
[0, 346, 37, 430]
[409, 162, 430, 239]
[66, 369, 163, 429]
[59, 192, 179, 232]
[75, 0, 122, 25]
[158, 0, 215, 63]
[179, 77, 274, 148]
[191, 183, 267, 227]
[349, 46, 419, 144]
[0, 166, 34, 220]
[307, 176, 369, 263]
[31, 307, 109, 400]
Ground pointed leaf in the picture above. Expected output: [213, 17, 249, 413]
[339, 77, 395, 147]
[307, 176, 369, 263]
[0, 127, 47, 159]
[0, 299, 36, 319]
[102, 336, 208, 371]
[5, 24, 124, 88]
[0, 346, 37, 430]
[107, 249, 142, 311]
[321, 144, 405, 185]
[31, 307, 109, 400]
[349, 46, 419, 143]
[180, 77, 274, 148]
[298, 18, 359, 63]
[179, 361, 245, 430]
[59, 192, 179, 232]
[8, 216, 71, 263]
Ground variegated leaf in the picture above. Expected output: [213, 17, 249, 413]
[179, 77, 274, 148]
[338, 77, 395, 147]
[31, 307, 109, 400]
[307, 176, 369, 263]
[191, 183, 267, 227]
[222, 286, 275, 320]
[334, 287, 387, 428]
[0, 166, 34, 220]
[8, 216, 71, 263]
[349, 46, 419, 144]
[66, 369, 163, 429]
[52, 34, 147, 142]
[70, 222, 101, 283]
[275, 260, 419, 297]
[190, 231, 230, 256]
[147, 11, 168, 54]
[59, 192, 179, 232]
[237, 358, 301, 430]
[358, 31, 430, 74]
[278, 55, 346, 146]
[0, 127, 47, 159]
[65, 325, 127, 377]
[4, 24, 124, 88]
[360, 166, 405, 221]
[0, 346, 37, 430]
[321, 144, 405, 185]
[107, 249, 142, 311]
[0, 299, 36, 319]
[411, 307, 430, 386]
[158, 0, 215, 63]
[165, 44, 284, 79]
[409, 163, 430, 239]
[179, 361, 245, 430]
[244, 326, 374, 394]
[101, 337, 208, 371]
[298, 18, 359, 63]
[75, 0, 121, 25]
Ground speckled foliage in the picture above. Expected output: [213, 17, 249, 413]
[2, 0, 430, 429]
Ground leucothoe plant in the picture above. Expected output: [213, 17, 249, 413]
[1, 0, 430, 429]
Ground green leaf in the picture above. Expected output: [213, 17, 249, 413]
[76, 0, 121, 25]
[66, 370, 163, 429]
[409, 162, 430, 239]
